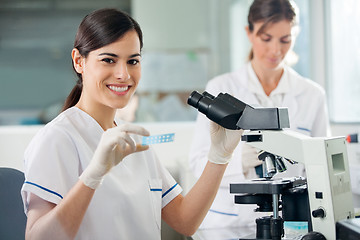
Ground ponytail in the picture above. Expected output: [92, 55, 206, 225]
[248, 49, 254, 61]
[61, 80, 82, 112]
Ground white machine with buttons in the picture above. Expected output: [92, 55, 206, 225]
[188, 90, 355, 239]
[241, 129, 354, 240]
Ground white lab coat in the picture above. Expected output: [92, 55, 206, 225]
[21, 107, 182, 240]
[189, 62, 330, 229]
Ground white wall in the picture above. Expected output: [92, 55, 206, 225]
[132, 0, 232, 79]
[0, 125, 42, 171]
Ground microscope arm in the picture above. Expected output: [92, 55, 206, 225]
[241, 129, 310, 165]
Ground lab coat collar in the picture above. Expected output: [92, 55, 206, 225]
[246, 62, 290, 97]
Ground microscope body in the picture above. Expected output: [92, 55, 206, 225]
[242, 130, 354, 239]
[188, 91, 355, 239]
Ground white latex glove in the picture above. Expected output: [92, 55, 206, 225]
[80, 123, 150, 189]
[207, 121, 243, 164]
[241, 143, 262, 178]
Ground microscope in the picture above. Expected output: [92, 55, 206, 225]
[188, 91, 354, 240]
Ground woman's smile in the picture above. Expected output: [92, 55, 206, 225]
[107, 84, 131, 95]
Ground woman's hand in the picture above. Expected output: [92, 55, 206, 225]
[207, 121, 243, 164]
[80, 123, 150, 189]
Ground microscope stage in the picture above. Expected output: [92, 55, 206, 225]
[230, 177, 306, 195]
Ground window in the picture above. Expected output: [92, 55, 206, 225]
[325, 0, 360, 123]
[0, 1, 131, 125]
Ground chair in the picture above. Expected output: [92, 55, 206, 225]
[0, 167, 27, 240]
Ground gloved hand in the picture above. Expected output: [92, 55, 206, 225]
[208, 121, 243, 164]
[241, 143, 262, 177]
[80, 123, 150, 189]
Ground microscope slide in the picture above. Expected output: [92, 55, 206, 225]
[142, 133, 175, 145]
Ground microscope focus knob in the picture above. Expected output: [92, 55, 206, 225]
[312, 208, 325, 218]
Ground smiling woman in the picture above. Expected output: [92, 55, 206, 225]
[62, 9, 143, 117]
[71, 31, 141, 122]
[71, 30, 141, 129]
[20, 8, 243, 240]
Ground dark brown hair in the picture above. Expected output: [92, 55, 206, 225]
[247, 0, 298, 60]
[62, 8, 143, 111]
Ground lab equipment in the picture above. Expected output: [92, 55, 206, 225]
[257, 151, 288, 179]
[238, 130, 354, 239]
[187, 91, 354, 240]
[336, 218, 360, 239]
[142, 133, 175, 145]
[346, 133, 358, 143]
[345, 132, 360, 209]
[187, 91, 289, 130]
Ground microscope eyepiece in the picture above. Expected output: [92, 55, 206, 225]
[187, 91, 214, 116]
[187, 91, 203, 109]
[187, 91, 244, 130]
[187, 90, 290, 130]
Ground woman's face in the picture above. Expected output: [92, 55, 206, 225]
[73, 30, 141, 110]
[247, 19, 293, 70]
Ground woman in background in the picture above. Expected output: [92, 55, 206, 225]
[21, 8, 243, 239]
[189, 0, 330, 233]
